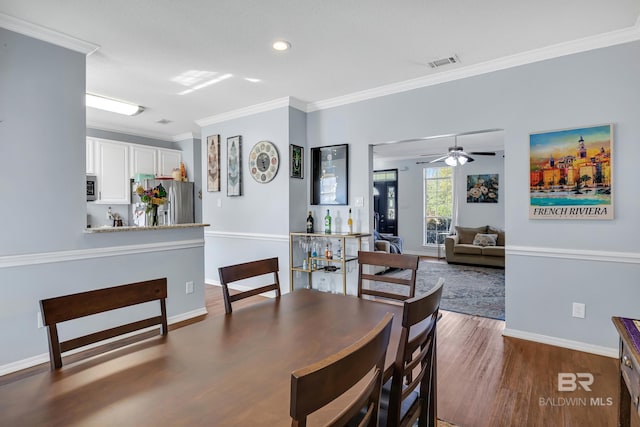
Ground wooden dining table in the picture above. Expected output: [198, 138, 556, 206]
[0, 289, 404, 426]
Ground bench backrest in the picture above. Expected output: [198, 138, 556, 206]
[40, 278, 168, 370]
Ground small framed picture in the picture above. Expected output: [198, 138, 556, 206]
[207, 134, 220, 192]
[227, 135, 242, 196]
[290, 144, 303, 179]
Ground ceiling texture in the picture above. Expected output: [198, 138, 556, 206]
[2, 1, 639, 144]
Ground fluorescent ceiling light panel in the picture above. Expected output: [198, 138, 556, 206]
[86, 93, 144, 116]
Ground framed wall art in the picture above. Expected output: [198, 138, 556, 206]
[207, 134, 220, 192]
[311, 144, 348, 205]
[529, 124, 612, 219]
[290, 144, 303, 179]
[227, 135, 242, 196]
[467, 174, 499, 203]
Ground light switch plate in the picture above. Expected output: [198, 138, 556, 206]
[355, 197, 364, 207]
[572, 302, 585, 318]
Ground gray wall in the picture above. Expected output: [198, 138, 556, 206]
[200, 106, 292, 291]
[309, 41, 640, 352]
[0, 29, 206, 370]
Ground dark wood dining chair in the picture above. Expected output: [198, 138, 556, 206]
[357, 251, 420, 303]
[290, 312, 394, 427]
[218, 257, 281, 314]
[39, 278, 168, 370]
[379, 277, 444, 427]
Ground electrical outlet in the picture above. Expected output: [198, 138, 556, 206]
[37, 312, 44, 329]
[185, 281, 194, 294]
[572, 302, 585, 318]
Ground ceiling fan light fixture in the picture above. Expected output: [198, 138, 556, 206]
[458, 156, 468, 165]
[86, 93, 144, 116]
[444, 156, 457, 166]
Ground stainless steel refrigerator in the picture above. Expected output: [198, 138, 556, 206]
[130, 179, 194, 226]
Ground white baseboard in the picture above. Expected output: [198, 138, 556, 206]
[0, 307, 207, 377]
[502, 328, 618, 358]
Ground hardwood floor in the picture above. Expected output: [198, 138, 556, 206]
[1, 284, 632, 427]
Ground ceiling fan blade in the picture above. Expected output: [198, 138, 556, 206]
[469, 151, 496, 156]
[429, 155, 449, 163]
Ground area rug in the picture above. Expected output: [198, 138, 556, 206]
[374, 260, 505, 320]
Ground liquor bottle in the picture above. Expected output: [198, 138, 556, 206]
[306, 211, 314, 233]
[324, 209, 332, 234]
[336, 240, 342, 259]
[347, 208, 353, 234]
[311, 248, 317, 270]
[325, 242, 332, 259]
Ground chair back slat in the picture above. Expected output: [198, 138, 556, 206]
[39, 278, 168, 370]
[41, 278, 167, 324]
[357, 251, 419, 302]
[385, 277, 444, 427]
[290, 313, 394, 427]
[218, 257, 281, 314]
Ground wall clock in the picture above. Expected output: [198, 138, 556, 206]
[249, 141, 279, 183]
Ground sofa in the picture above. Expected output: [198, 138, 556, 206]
[444, 225, 505, 268]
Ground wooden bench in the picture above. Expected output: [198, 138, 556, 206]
[39, 278, 168, 370]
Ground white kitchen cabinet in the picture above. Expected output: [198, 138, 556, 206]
[157, 148, 182, 177]
[130, 144, 157, 178]
[95, 139, 130, 204]
[86, 139, 96, 174]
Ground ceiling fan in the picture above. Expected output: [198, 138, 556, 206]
[424, 144, 495, 166]
[415, 134, 498, 166]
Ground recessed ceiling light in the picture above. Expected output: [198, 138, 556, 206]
[156, 119, 172, 125]
[272, 40, 291, 51]
[86, 93, 144, 116]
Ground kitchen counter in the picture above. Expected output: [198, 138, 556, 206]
[84, 223, 210, 233]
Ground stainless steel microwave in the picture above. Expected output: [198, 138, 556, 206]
[86, 175, 97, 201]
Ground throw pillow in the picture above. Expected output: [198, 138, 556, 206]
[487, 226, 505, 246]
[473, 233, 498, 247]
[455, 226, 488, 244]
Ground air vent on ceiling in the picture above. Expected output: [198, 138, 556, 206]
[428, 54, 460, 69]
[156, 119, 172, 125]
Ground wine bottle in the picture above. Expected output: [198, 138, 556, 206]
[324, 209, 332, 234]
[306, 211, 314, 233]
[347, 208, 353, 234]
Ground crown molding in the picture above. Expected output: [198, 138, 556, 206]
[307, 23, 640, 113]
[195, 96, 307, 127]
[0, 13, 99, 55]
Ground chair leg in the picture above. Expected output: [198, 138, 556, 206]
[427, 334, 437, 427]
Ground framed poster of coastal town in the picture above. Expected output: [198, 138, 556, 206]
[529, 124, 613, 219]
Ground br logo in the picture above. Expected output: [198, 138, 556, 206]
[558, 373, 594, 391]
